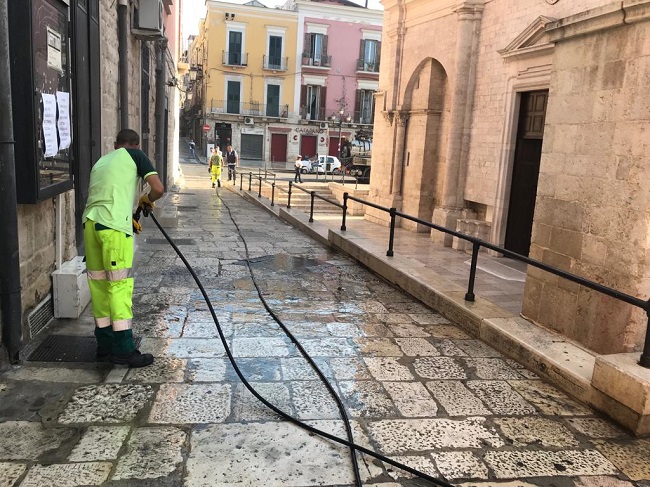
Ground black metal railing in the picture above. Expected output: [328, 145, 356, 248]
[237, 176, 650, 367]
[207, 100, 289, 118]
[301, 52, 332, 67]
[340, 194, 650, 369]
[353, 110, 375, 125]
[356, 58, 380, 73]
[222, 51, 249, 67]
[263, 55, 289, 71]
[299, 106, 326, 121]
[288, 182, 344, 223]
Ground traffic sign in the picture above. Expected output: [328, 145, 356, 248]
[203, 124, 210, 132]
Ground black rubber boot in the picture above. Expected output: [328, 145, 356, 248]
[109, 349, 154, 367]
[96, 348, 110, 361]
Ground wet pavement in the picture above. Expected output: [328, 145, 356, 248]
[1, 160, 650, 486]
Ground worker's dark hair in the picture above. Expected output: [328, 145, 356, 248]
[115, 129, 140, 146]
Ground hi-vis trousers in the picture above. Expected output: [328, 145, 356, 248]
[83, 220, 135, 354]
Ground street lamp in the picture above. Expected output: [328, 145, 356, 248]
[337, 108, 344, 159]
[189, 65, 198, 82]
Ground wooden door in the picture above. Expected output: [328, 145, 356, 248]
[270, 133, 287, 163]
[300, 135, 317, 158]
[329, 136, 339, 157]
[505, 90, 548, 256]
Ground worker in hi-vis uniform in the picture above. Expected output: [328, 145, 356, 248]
[82, 129, 164, 367]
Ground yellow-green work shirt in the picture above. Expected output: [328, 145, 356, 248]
[82, 148, 157, 236]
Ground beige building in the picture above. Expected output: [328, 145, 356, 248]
[370, 0, 650, 355]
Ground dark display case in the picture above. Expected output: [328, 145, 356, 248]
[9, 0, 73, 203]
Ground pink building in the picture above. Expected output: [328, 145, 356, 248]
[290, 0, 383, 158]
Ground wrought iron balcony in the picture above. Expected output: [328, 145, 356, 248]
[263, 55, 289, 71]
[353, 110, 375, 125]
[222, 51, 249, 67]
[301, 52, 331, 68]
[207, 100, 289, 118]
[299, 106, 326, 121]
[356, 58, 380, 73]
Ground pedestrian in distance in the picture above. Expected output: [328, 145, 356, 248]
[225, 145, 238, 183]
[82, 128, 164, 367]
[294, 155, 303, 183]
[188, 139, 196, 159]
[209, 147, 223, 188]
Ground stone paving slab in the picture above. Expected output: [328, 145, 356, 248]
[20, 462, 112, 487]
[185, 422, 355, 486]
[0, 421, 76, 461]
[0, 462, 26, 487]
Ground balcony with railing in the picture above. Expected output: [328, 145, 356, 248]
[299, 106, 327, 121]
[353, 110, 375, 125]
[356, 58, 380, 73]
[301, 52, 331, 68]
[263, 55, 289, 72]
[207, 99, 290, 118]
[222, 51, 249, 67]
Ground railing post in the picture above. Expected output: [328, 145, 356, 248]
[287, 181, 292, 209]
[387, 207, 396, 257]
[248, 172, 252, 191]
[309, 190, 315, 223]
[640, 307, 650, 368]
[271, 183, 275, 206]
[239, 173, 243, 191]
[258, 177, 262, 198]
[341, 192, 348, 231]
[465, 242, 481, 302]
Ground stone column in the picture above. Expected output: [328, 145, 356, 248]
[391, 112, 409, 195]
[431, 2, 483, 245]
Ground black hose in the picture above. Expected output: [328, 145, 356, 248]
[216, 193, 362, 487]
[145, 206, 454, 487]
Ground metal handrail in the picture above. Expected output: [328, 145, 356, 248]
[343, 194, 650, 368]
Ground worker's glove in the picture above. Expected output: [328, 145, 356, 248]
[138, 194, 155, 216]
[132, 218, 142, 234]
[208, 166, 211, 173]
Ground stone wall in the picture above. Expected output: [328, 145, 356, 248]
[100, 0, 119, 152]
[522, 4, 650, 354]
[17, 190, 77, 339]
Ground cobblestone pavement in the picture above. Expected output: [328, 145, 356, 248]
[1, 162, 649, 487]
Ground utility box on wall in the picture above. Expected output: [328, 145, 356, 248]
[52, 257, 90, 319]
[8, 0, 73, 203]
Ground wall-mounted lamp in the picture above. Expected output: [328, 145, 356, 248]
[189, 64, 203, 81]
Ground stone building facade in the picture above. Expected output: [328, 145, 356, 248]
[0, 0, 182, 366]
[370, 0, 650, 354]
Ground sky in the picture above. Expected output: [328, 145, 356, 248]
[182, 0, 384, 37]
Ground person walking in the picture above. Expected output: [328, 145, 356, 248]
[294, 155, 303, 183]
[225, 145, 238, 183]
[209, 147, 223, 188]
[188, 139, 196, 159]
[82, 129, 164, 367]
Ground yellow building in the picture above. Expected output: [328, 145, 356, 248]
[187, 0, 298, 162]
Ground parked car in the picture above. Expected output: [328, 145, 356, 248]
[307, 155, 342, 174]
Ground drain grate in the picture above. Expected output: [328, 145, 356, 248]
[145, 238, 195, 245]
[27, 335, 142, 363]
[176, 205, 198, 211]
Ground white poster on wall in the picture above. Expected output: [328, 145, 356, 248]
[56, 91, 71, 150]
[41, 93, 58, 158]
